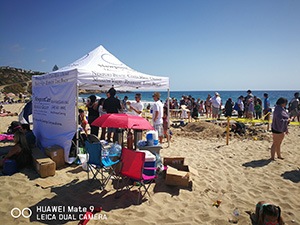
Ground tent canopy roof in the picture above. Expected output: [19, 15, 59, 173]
[53, 45, 169, 91]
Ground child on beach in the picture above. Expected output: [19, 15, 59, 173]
[255, 201, 284, 225]
[254, 98, 263, 119]
[78, 109, 88, 134]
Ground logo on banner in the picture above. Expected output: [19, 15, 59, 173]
[101, 53, 122, 66]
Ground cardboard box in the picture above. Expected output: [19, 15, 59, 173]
[45, 145, 65, 169]
[165, 166, 190, 187]
[34, 158, 56, 178]
[32, 148, 56, 178]
[163, 157, 186, 170]
[163, 157, 190, 187]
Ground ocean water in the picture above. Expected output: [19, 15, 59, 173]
[80, 90, 299, 107]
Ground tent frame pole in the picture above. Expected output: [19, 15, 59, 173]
[76, 85, 79, 156]
[167, 88, 170, 147]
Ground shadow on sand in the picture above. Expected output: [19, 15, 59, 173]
[153, 176, 193, 197]
[242, 159, 272, 168]
[28, 172, 191, 224]
[281, 169, 300, 183]
[29, 178, 143, 224]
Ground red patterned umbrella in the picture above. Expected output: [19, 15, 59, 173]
[91, 113, 154, 130]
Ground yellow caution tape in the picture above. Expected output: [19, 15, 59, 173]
[196, 116, 300, 126]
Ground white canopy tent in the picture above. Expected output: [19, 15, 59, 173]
[56, 45, 169, 91]
[32, 45, 169, 163]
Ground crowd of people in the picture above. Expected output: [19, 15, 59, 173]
[167, 90, 300, 123]
[80, 88, 299, 145]
[1, 88, 298, 170]
[166, 90, 299, 161]
[78, 88, 172, 145]
[0, 92, 28, 104]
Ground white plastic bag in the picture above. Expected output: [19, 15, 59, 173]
[77, 154, 89, 171]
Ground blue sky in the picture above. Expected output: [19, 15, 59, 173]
[0, 0, 299, 91]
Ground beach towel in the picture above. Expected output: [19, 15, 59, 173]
[0, 134, 14, 142]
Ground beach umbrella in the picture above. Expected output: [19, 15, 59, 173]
[91, 113, 154, 130]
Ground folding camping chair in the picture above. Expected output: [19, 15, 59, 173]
[116, 148, 157, 204]
[85, 140, 120, 190]
[87, 134, 100, 143]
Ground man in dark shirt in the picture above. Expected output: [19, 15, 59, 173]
[103, 88, 121, 141]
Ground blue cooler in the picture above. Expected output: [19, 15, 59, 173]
[3, 159, 18, 176]
[137, 150, 156, 176]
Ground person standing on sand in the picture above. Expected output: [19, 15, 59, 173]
[236, 95, 244, 118]
[244, 89, 254, 117]
[86, 95, 99, 136]
[205, 94, 212, 118]
[103, 87, 122, 142]
[152, 92, 164, 144]
[127, 93, 144, 148]
[288, 92, 300, 122]
[210, 92, 222, 119]
[98, 98, 107, 140]
[263, 93, 271, 121]
[127, 93, 143, 116]
[224, 98, 234, 117]
[271, 97, 290, 160]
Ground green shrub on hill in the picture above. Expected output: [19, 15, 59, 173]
[0, 66, 45, 94]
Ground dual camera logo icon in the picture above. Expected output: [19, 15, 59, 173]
[11, 208, 32, 218]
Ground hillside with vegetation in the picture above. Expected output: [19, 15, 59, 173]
[0, 66, 45, 95]
[0, 66, 130, 98]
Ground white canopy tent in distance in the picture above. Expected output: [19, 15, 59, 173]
[32, 45, 170, 163]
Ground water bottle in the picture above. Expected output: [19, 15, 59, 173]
[109, 143, 121, 157]
[231, 207, 240, 223]
[102, 149, 108, 159]
[114, 143, 121, 157]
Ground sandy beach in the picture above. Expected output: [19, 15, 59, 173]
[0, 103, 299, 225]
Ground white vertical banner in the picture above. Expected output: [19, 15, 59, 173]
[32, 70, 77, 163]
